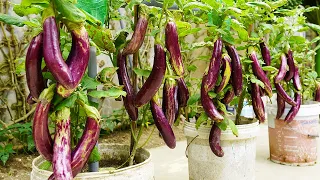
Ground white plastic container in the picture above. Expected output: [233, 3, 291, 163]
[184, 120, 259, 180]
[30, 144, 154, 180]
[267, 98, 320, 166]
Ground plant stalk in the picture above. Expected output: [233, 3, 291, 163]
[235, 90, 245, 125]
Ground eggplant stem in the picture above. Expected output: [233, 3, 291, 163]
[235, 90, 245, 125]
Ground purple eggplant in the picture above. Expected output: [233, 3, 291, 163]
[206, 38, 223, 91]
[43, 16, 74, 89]
[177, 78, 189, 107]
[225, 45, 243, 96]
[33, 84, 55, 162]
[70, 117, 99, 177]
[249, 49, 272, 97]
[26, 32, 45, 99]
[285, 93, 301, 124]
[162, 78, 178, 126]
[56, 25, 90, 97]
[150, 97, 176, 149]
[315, 82, 320, 102]
[123, 16, 148, 55]
[165, 22, 184, 76]
[52, 108, 72, 180]
[117, 52, 138, 121]
[275, 83, 297, 106]
[209, 123, 224, 157]
[276, 93, 285, 120]
[201, 75, 224, 122]
[251, 83, 265, 123]
[221, 87, 235, 105]
[215, 54, 232, 93]
[293, 65, 302, 91]
[259, 40, 271, 67]
[135, 44, 166, 107]
[284, 50, 295, 82]
[274, 54, 287, 83]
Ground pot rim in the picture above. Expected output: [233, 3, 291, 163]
[32, 143, 152, 177]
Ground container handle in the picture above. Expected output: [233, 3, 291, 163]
[185, 135, 199, 158]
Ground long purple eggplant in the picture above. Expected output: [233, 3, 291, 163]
[26, 32, 45, 99]
[201, 75, 224, 122]
[259, 40, 271, 67]
[251, 83, 265, 123]
[249, 48, 272, 97]
[162, 78, 178, 126]
[123, 16, 148, 55]
[33, 84, 55, 161]
[276, 93, 285, 120]
[315, 82, 320, 102]
[284, 50, 295, 82]
[293, 65, 302, 91]
[275, 83, 297, 106]
[177, 77, 189, 107]
[215, 54, 232, 93]
[274, 54, 287, 83]
[43, 16, 74, 89]
[221, 87, 235, 105]
[135, 44, 166, 107]
[285, 93, 301, 124]
[225, 45, 243, 96]
[206, 38, 223, 91]
[150, 97, 176, 149]
[56, 25, 90, 97]
[117, 52, 138, 121]
[165, 22, 184, 76]
[209, 123, 224, 157]
[52, 108, 72, 180]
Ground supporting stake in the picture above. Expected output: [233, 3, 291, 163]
[88, 46, 99, 172]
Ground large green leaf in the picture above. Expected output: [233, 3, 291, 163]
[195, 112, 208, 129]
[88, 88, 126, 99]
[54, 0, 86, 23]
[77, 0, 108, 23]
[183, 2, 212, 12]
[0, 13, 25, 27]
[85, 23, 115, 53]
[13, 4, 47, 16]
[81, 75, 101, 90]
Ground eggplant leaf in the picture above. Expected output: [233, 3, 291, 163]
[88, 88, 126, 99]
[0, 14, 25, 27]
[187, 94, 200, 105]
[81, 75, 101, 90]
[133, 68, 151, 77]
[195, 112, 208, 129]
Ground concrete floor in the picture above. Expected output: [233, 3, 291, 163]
[149, 124, 320, 180]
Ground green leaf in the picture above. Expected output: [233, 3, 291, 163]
[21, 0, 49, 6]
[54, 0, 86, 23]
[4, 144, 14, 153]
[1, 153, 9, 165]
[178, 28, 202, 37]
[39, 160, 52, 170]
[305, 23, 320, 33]
[133, 68, 151, 77]
[98, 67, 118, 83]
[78, 92, 89, 104]
[195, 112, 208, 129]
[0, 13, 25, 27]
[27, 135, 35, 151]
[55, 93, 78, 111]
[261, 66, 278, 72]
[88, 88, 126, 99]
[88, 146, 100, 163]
[13, 4, 47, 16]
[227, 118, 238, 137]
[81, 74, 101, 90]
[246, 2, 271, 11]
[187, 94, 200, 105]
[76, 0, 107, 23]
[289, 36, 306, 45]
[183, 2, 212, 12]
[202, 0, 221, 9]
[163, 0, 175, 9]
[208, 9, 222, 27]
[85, 23, 115, 52]
[216, 118, 227, 131]
[231, 19, 248, 40]
[250, 75, 265, 89]
[42, 72, 55, 81]
[187, 65, 197, 72]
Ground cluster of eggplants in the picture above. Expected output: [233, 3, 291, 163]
[274, 50, 302, 123]
[26, 11, 100, 179]
[199, 38, 245, 157]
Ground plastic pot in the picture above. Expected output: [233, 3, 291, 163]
[184, 120, 259, 180]
[30, 144, 154, 180]
[267, 96, 320, 166]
